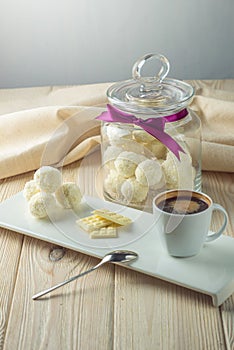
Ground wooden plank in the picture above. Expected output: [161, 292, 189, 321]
[0, 228, 23, 349]
[204, 171, 234, 350]
[221, 298, 234, 350]
[202, 172, 234, 238]
[3, 236, 115, 350]
[0, 173, 31, 349]
[113, 266, 226, 350]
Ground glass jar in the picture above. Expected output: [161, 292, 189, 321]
[98, 53, 201, 210]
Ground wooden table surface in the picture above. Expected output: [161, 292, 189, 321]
[0, 149, 234, 350]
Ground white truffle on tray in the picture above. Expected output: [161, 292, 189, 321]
[114, 151, 146, 178]
[121, 177, 148, 203]
[34, 166, 62, 193]
[135, 159, 163, 187]
[29, 193, 57, 219]
[162, 151, 195, 189]
[23, 180, 40, 201]
[55, 182, 82, 209]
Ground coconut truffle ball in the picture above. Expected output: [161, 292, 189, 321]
[114, 151, 146, 178]
[29, 193, 56, 219]
[132, 130, 155, 143]
[121, 177, 148, 203]
[103, 146, 123, 169]
[104, 169, 125, 196]
[148, 140, 167, 159]
[135, 159, 163, 187]
[34, 166, 62, 193]
[122, 139, 145, 154]
[55, 182, 82, 209]
[105, 124, 131, 146]
[23, 180, 40, 201]
[162, 151, 194, 189]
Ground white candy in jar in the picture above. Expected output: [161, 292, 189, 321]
[135, 159, 163, 187]
[104, 169, 125, 196]
[103, 146, 123, 169]
[147, 139, 167, 159]
[121, 139, 146, 154]
[114, 151, 146, 178]
[162, 151, 195, 189]
[132, 130, 155, 143]
[105, 124, 132, 146]
[121, 177, 148, 203]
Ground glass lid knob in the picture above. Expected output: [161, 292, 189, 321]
[132, 53, 170, 93]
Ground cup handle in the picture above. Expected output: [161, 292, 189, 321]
[206, 203, 228, 242]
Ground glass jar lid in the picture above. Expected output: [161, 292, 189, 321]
[107, 53, 194, 115]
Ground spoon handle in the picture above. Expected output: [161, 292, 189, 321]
[32, 262, 103, 300]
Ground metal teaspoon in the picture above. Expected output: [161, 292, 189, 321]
[32, 250, 138, 300]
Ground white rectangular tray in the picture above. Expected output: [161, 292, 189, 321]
[0, 192, 234, 307]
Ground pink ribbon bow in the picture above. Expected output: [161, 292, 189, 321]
[96, 104, 187, 160]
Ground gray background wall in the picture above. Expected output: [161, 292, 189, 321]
[0, 0, 234, 88]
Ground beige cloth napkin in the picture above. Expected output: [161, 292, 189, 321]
[0, 82, 234, 180]
[190, 87, 234, 172]
[0, 106, 104, 179]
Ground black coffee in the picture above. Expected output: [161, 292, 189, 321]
[157, 195, 209, 215]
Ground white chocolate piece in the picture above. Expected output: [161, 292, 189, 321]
[23, 180, 40, 201]
[29, 193, 56, 219]
[76, 215, 113, 232]
[135, 159, 163, 187]
[121, 177, 148, 202]
[90, 225, 118, 239]
[34, 166, 62, 193]
[114, 151, 146, 178]
[55, 182, 82, 209]
[92, 209, 132, 226]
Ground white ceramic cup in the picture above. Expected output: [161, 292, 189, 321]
[153, 189, 228, 257]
